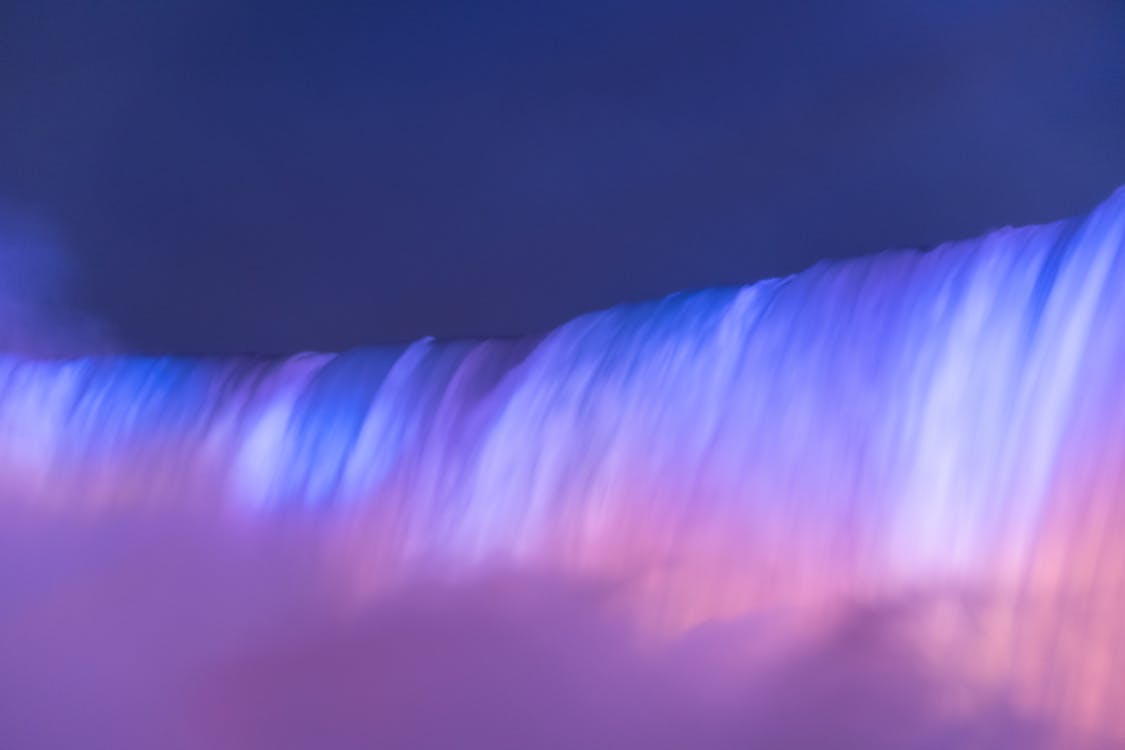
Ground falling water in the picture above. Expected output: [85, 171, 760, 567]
[3, 188, 1125, 747]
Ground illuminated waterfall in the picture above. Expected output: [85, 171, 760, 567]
[2, 187, 1125, 745]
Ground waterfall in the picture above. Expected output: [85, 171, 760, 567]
[3, 187, 1125, 746]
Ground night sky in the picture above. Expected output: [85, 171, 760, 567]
[2, 0, 1124, 355]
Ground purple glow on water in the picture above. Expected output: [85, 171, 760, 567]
[3, 189, 1125, 747]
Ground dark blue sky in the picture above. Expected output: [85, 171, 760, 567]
[2, 0, 1124, 354]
